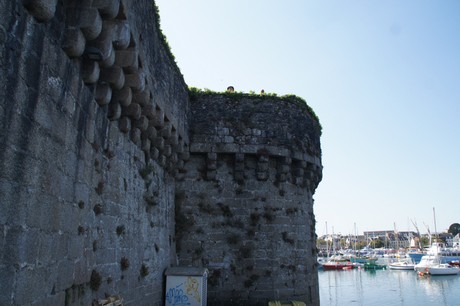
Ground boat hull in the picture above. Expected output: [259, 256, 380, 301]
[388, 262, 415, 270]
[428, 264, 460, 275]
[322, 262, 354, 270]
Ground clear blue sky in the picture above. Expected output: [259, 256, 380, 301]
[155, 0, 460, 236]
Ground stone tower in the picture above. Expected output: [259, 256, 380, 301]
[176, 92, 322, 305]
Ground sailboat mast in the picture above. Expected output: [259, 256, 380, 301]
[325, 221, 329, 259]
[433, 207, 438, 242]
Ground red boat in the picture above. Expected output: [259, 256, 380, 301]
[322, 256, 355, 270]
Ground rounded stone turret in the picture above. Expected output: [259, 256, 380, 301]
[176, 91, 322, 305]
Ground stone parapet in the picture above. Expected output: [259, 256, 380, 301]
[189, 93, 322, 188]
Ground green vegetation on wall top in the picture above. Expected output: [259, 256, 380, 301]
[152, 1, 322, 135]
[152, 1, 181, 75]
[188, 87, 322, 134]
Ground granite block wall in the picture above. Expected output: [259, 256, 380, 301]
[1, 1, 188, 305]
[0, 1, 322, 305]
[175, 93, 322, 306]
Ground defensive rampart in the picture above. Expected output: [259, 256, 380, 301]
[0, 1, 322, 305]
[176, 92, 322, 305]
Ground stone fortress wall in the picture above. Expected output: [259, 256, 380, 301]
[0, 1, 322, 305]
[176, 93, 322, 305]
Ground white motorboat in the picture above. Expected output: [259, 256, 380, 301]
[428, 263, 460, 275]
[414, 254, 438, 272]
[388, 260, 415, 270]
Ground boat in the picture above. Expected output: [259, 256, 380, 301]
[414, 254, 438, 272]
[322, 261, 355, 270]
[322, 255, 355, 271]
[388, 260, 415, 270]
[362, 262, 386, 270]
[413, 242, 460, 271]
[428, 263, 460, 275]
[349, 255, 379, 265]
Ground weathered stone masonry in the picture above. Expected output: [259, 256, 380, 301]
[0, 1, 322, 305]
[176, 94, 322, 305]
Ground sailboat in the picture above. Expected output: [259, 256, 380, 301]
[321, 224, 355, 270]
[389, 260, 415, 270]
[389, 223, 415, 270]
[428, 263, 460, 275]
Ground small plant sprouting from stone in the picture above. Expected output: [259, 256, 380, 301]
[78, 201, 85, 209]
[120, 257, 130, 271]
[93, 204, 103, 215]
[116, 225, 125, 236]
[140, 264, 149, 277]
[95, 181, 104, 195]
[90, 270, 102, 291]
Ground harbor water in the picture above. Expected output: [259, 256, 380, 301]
[319, 267, 460, 306]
